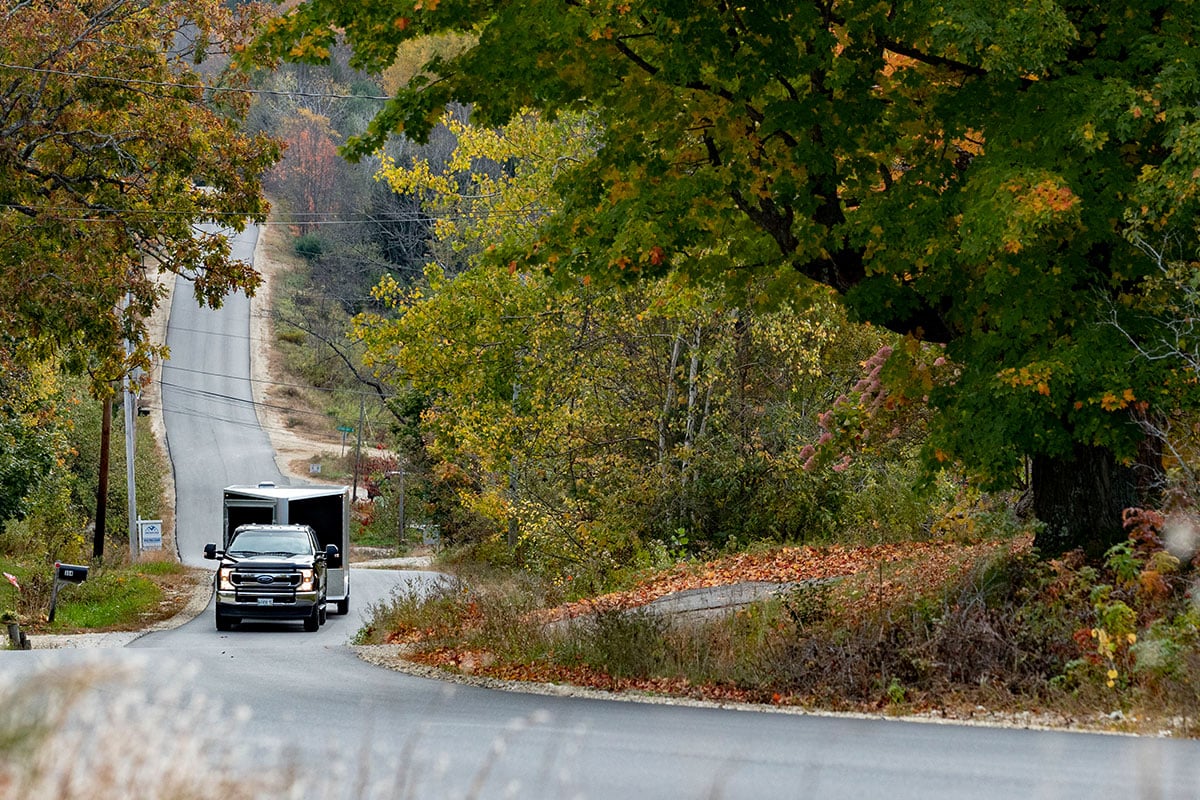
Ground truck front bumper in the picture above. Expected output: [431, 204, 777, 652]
[215, 590, 321, 620]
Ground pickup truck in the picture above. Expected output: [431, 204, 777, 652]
[222, 483, 352, 614]
[203, 523, 341, 632]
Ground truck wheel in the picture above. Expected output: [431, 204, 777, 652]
[303, 605, 320, 632]
[335, 597, 349, 615]
[318, 603, 328, 626]
[216, 611, 234, 632]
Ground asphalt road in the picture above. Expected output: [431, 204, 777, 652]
[3, 225, 1200, 799]
[161, 223, 283, 564]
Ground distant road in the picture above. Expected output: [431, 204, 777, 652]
[3, 223, 1199, 799]
[162, 224, 283, 565]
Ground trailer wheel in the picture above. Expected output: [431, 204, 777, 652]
[335, 597, 349, 615]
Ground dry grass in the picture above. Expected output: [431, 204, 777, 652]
[0, 661, 295, 799]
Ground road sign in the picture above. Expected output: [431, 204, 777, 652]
[139, 519, 163, 550]
[337, 425, 354, 456]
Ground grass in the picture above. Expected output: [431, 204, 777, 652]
[2, 557, 201, 637]
[262, 220, 391, 440]
[50, 569, 162, 628]
[351, 514, 406, 549]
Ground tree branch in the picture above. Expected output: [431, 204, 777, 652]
[878, 38, 987, 77]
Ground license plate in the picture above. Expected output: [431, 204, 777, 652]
[257, 598, 274, 606]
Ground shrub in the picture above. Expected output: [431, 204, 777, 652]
[562, 610, 671, 679]
[1, 469, 87, 564]
[356, 577, 467, 645]
[293, 233, 323, 261]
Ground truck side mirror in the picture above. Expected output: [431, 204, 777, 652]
[324, 544, 342, 568]
[203, 543, 218, 560]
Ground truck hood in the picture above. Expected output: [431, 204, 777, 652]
[223, 554, 315, 568]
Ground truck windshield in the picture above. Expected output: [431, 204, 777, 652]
[228, 531, 310, 556]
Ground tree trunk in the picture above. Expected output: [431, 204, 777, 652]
[658, 331, 683, 465]
[1031, 444, 1141, 557]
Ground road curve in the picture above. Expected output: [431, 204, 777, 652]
[3, 224, 1199, 799]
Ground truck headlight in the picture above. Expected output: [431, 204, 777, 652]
[218, 567, 235, 591]
[298, 569, 314, 591]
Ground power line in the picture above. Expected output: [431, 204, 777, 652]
[157, 379, 392, 431]
[159, 378, 332, 420]
[151, 398, 351, 441]
[0, 202, 523, 226]
[160, 359, 393, 398]
[0, 61, 394, 102]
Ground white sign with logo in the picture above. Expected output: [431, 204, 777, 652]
[139, 519, 163, 550]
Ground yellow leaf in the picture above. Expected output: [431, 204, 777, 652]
[1100, 392, 1125, 411]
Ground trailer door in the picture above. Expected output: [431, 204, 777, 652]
[289, 496, 342, 552]
[223, 501, 275, 546]
[289, 492, 350, 608]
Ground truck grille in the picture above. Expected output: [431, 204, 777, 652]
[230, 569, 301, 602]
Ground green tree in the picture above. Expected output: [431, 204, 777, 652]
[258, 2, 1200, 554]
[1, 0, 280, 382]
[0, 350, 67, 528]
[357, 108, 894, 580]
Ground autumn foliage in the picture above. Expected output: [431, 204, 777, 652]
[0, 0, 279, 381]
[255, 0, 1200, 554]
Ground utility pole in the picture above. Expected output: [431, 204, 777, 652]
[351, 393, 364, 504]
[388, 464, 406, 549]
[93, 395, 111, 561]
[124, 294, 139, 561]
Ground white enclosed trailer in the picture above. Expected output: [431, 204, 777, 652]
[222, 482, 352, 614]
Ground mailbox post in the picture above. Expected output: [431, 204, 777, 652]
[48, 562, 88, 623]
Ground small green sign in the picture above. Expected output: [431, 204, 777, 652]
[337, 425, 354, 433]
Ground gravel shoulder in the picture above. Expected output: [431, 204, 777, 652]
[248, 224, 345, 484]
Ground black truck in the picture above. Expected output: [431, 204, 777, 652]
[204, 523, 341, 631]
